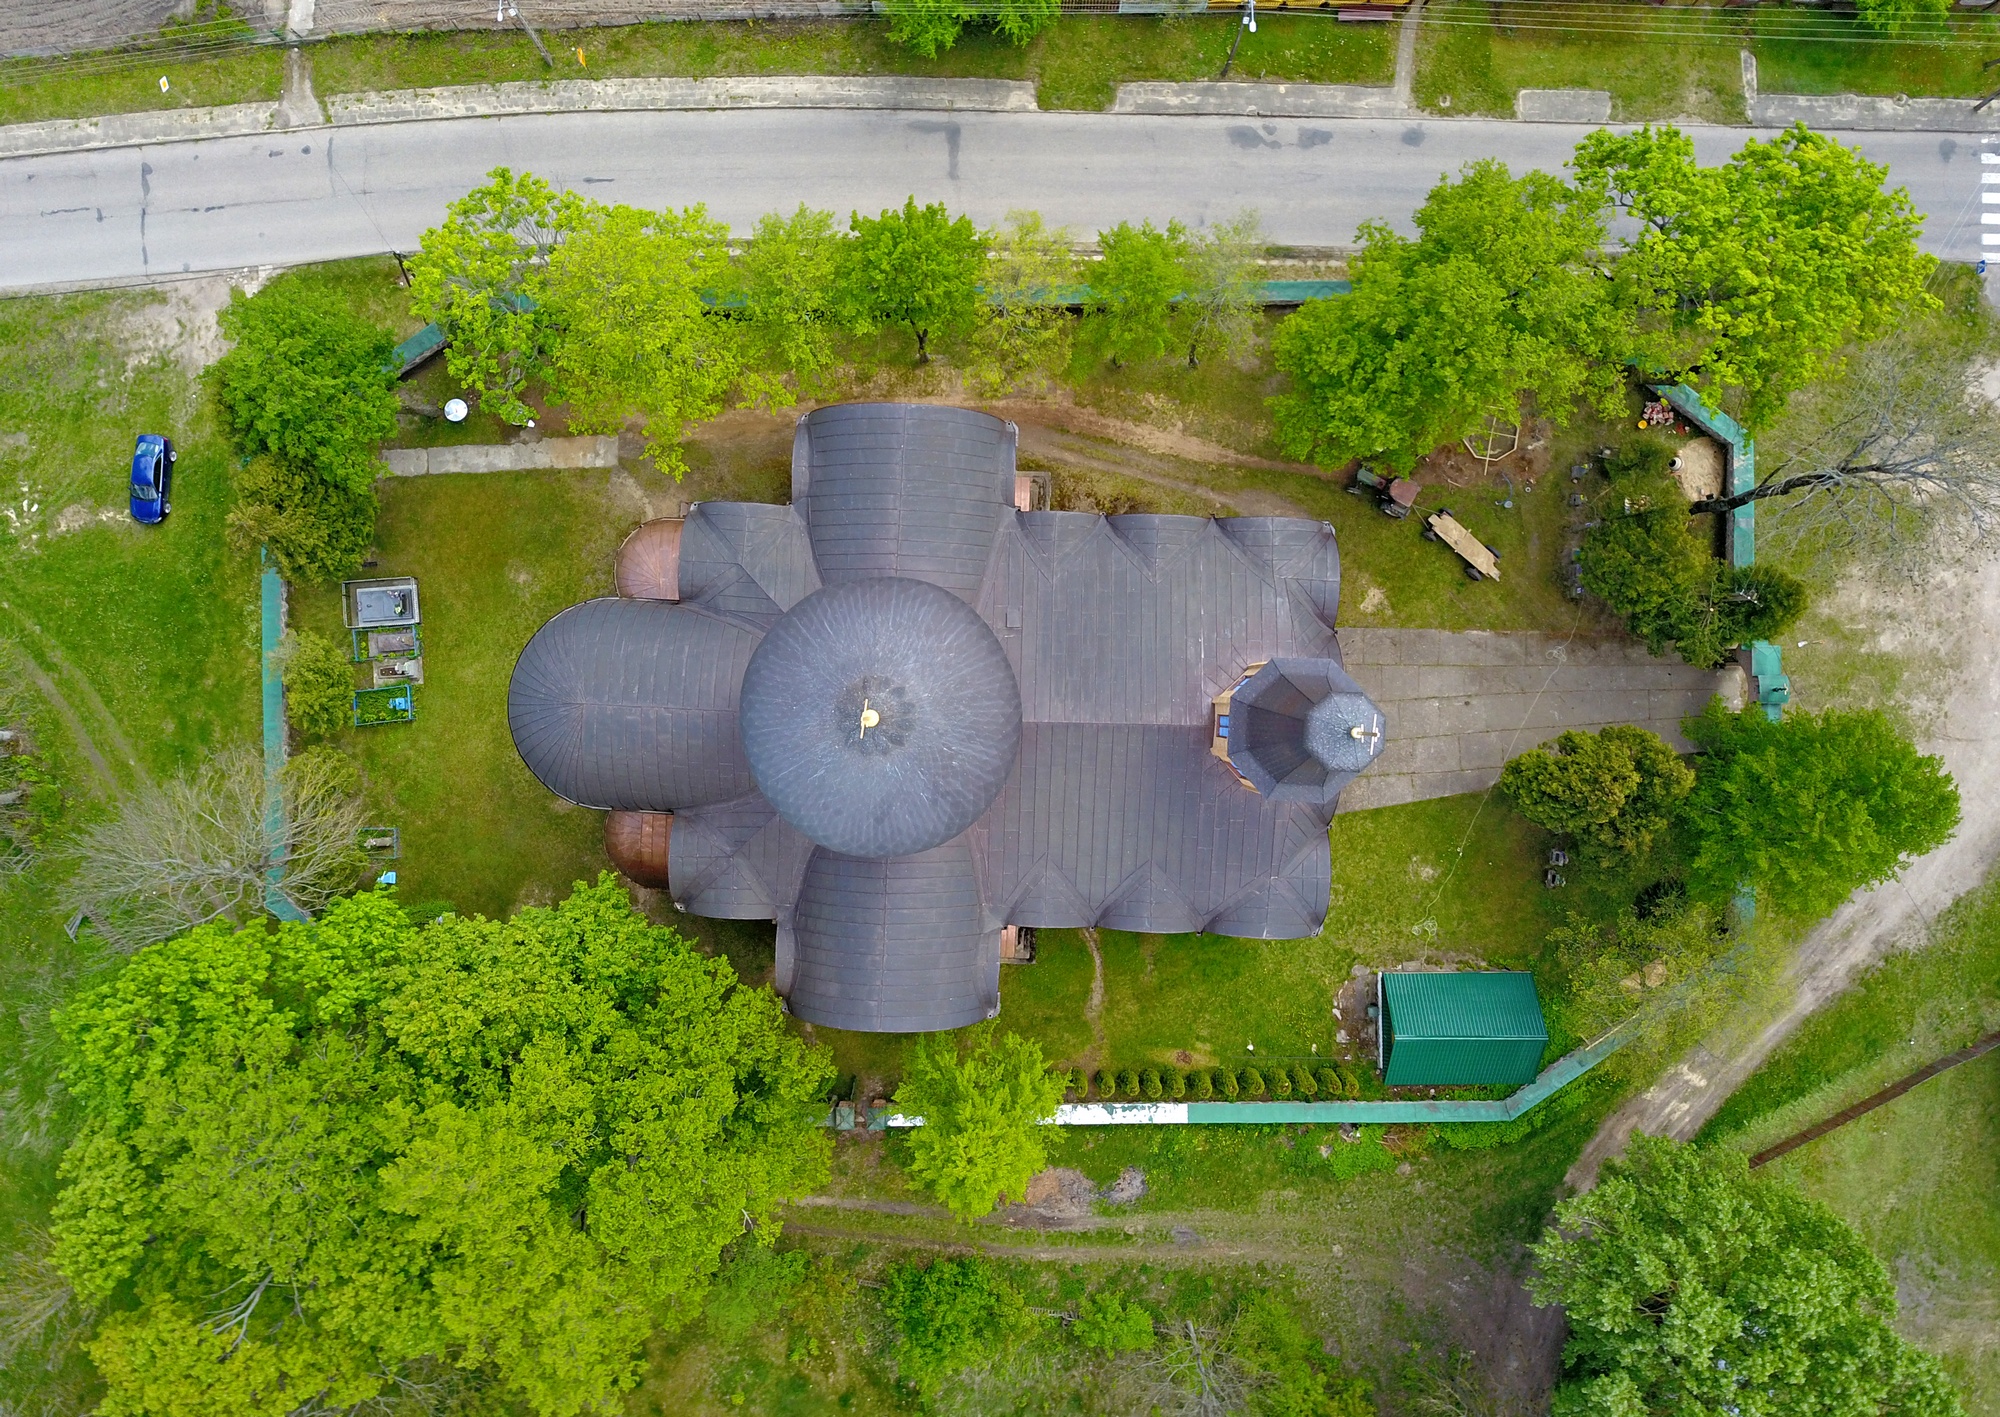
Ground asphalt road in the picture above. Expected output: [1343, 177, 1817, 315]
[0, 109, 1990, 292]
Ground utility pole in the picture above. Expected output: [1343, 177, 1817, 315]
[508, 0, 556, 69]
[1219, 0, 1256, 80]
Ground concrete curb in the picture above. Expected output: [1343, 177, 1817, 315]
[1110, 80, 1401, 119]
[381, 436, 621, 476]
[1750, 92, 2000, 133]
[325, 74, 1039, 125]
[0, 102, 295, 161]
[1515, 88, 1612, 125]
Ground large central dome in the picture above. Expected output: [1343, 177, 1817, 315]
[739, 576, 1022, 859]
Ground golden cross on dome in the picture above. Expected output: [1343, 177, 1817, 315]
[859, 698, 880, 738]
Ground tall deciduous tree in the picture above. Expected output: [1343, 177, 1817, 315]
[1272, 160, 1626, 471]
[1682, 699, 1960, 917]
[970, 209, 1078, 394]
[1720, 315, 2000, 573]
[839, 197, 985, 364]
[208, 279, 397, 494]
[1499, 724, 1694, 859]
[1177, 211, 1265, 369]
[892, 1026, 1063, 1221]
[1086, 219, 1189, 369]
[408, 167, 573, 425]
[51, 877, 832, 1417]
[543, 200, 742, 474]
[740, 204, 845, 397]
[1854, 0, 1949, 37]
[1531, 1135, 1964, 1417]
[58, 747, 366, 952]
[1574, 123, 1936, 427]
[882, 0, 1058, 55]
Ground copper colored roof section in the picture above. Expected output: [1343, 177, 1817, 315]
[615, 518, 683, 600]
[508, 402, 1387, 1034]
[604, 810, 672, 889]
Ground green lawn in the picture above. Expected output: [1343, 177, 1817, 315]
[1701, 877, 2000, 1413]
[0, 31, 281, 126]
[1414, 0, 1748, 121]
[1413, 1, 2000, 119]
[308, 16, 1394, 114]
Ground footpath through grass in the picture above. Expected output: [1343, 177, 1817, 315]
[1701, 877, 2000, 1411]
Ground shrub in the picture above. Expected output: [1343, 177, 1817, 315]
[1634, 878, 1690, 920]
[1093, 1069, 1114, 1100]
[882, 0, 1058, 55]
[1191, 1069, 1214, 1101]
[1219, 1068, 1240, 1100]
[208, 276, 397, 492]
[1117, 1069, 1140, 1100]
[1335, 1064, 1361, 1098]
[1498, 724, 1695, 860]
[883, 1256, 1034, 1393]
[1271, 1067, 1293, 1099]
[1164, 1066, 1185, 1100]
[1291, 1065, 1317, 1099]
[1073, 1290, 1157, 1356]
[281, 630, 354, 740]
[1241, 1066, 1267, 1098]
[1316, 1066, 1343, 1099]
[227, 455, 379, 585]
[1140, 1067, 1162, 1101]
[1067, 1067, 1088, 1097]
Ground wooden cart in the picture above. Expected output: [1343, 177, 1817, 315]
[1424, 510, 1501, 581]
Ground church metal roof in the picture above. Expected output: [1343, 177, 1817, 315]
[508, 403, 1385, 1033]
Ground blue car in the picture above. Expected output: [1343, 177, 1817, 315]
[129, 434, 174, 524]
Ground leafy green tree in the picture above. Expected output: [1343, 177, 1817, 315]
[279, 631, 353, 740]
[1530, 1135, 1964, 1417]
[1272, 159, 1627, 471]
[882, 0, 1057, 54]
[544, 200, 742, 475]
[1682, 700, 1959, 916]
[840, 197, 985, 364]
[408, 167, 574, 425]
[50, 876, 832, 1417]
[740, 204, 845, 396]
[227, 455, 378, 585]
[1855, 0, 1949, 38]
[892, 1025, 1064, 1221]
[970, 209, 1078, 394]
[207, 277, 397, 494]
[1177, 210, 1264, 368]
[703, 1246, 808, 1344]
[1072, 1290, 1155, 1355]
[1574, 123, 1936, 426]
[1501, 725, 1694, 859]
[1086, 219, 1188, 368]
[1580, 468, 1712, 651]
[882, 1256, 1038, 1392]
[1673, 563, 1812, 671]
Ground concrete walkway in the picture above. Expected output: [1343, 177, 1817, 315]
[1337, 629, 1745, 814]
[380, 434, 619, 476]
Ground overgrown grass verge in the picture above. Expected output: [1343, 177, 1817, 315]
[1700, 876, 2000, 1412]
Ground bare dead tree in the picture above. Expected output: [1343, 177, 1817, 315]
[1691, 330, 2000, 572]
[1132, 1320, 1256, 1417]
[58, 747, 366, 952]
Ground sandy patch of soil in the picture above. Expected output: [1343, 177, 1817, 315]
[1670, 435, 1725, 503]
[118, 269, 274, 375]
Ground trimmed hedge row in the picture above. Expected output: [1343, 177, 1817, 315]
[1063, 1062, 1367, 1102]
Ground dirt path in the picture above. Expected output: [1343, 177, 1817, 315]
[1567, 563, 2000, 1190]
[1082, 926, 1107, 1067]
[0, 607, 152, 798]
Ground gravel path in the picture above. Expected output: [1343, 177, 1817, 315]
[1566, 564, 2000, 1190]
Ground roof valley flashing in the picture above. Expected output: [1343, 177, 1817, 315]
[508, 404, 1387, 1034]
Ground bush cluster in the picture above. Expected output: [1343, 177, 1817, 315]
[1064, 1061, 1370, 1102]
[209, 274, 398, 583]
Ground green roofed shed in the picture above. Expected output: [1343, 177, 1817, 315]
[1379, 971, 1548, 1086]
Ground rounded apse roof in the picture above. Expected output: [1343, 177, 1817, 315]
[739, 576, 1022, 860]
